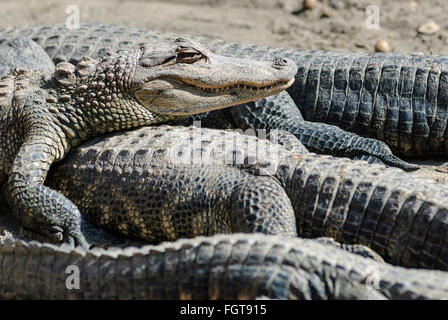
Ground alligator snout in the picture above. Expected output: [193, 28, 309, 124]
[270, 57, 297, 81]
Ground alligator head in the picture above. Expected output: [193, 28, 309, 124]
[131, 38, 297, 116]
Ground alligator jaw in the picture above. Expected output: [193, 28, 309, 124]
[135, 77, 295, 115]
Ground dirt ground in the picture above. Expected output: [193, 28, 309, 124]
[1, 0, 448, 183]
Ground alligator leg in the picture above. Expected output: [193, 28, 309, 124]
[0, 35, 86, 246]
[5, 130, 87, 247]
[229, 175, 297, 236]
[230, 91, 419, 171]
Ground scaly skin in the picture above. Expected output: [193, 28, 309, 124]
[1, 233, 448, 300]
[0, 37, 296, 246]
[0, 37, 55, 77]
[45, 126, 448, 270]
[2, 23, 447, 156]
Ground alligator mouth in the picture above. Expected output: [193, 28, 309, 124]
[135, 77, 295, 115]
[181, 78, 295, 94]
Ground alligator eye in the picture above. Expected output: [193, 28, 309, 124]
[176, 47, 206, 64]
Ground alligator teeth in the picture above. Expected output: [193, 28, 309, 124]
[192, 81, 286, 93]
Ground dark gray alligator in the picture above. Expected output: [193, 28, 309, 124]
[0, 23, 422, 170]
[43, 125, 448, 270]
[2, 23, 448, 157]
[0, 37, 296, 247]
[1, 233, 448, 300]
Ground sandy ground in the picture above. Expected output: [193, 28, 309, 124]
[0, 0, 447, 184]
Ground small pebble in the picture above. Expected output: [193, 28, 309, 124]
[374, 40, 390, 53]
[418, 21, 440, 35]
[303, 0, 317, 10]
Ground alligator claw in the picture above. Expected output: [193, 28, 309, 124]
[67, 236, 75, 247]
[20, 224, 64, 244]
[65, 233, 89, 249]
[48, 225, 64, 242]
[74, 234, 89, 249]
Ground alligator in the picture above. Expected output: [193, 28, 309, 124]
[0, 23, 422, 170]
[0, 37, 296, 247]
[2, 23, 448, 157]
[37, 125, 448, 270]
[2, 233, 448, 300]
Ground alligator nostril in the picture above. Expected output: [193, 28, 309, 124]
[273, 57, 289, 67]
